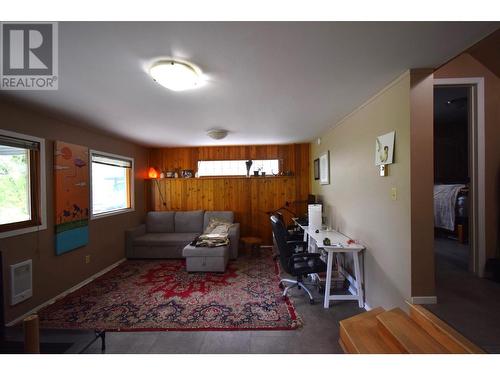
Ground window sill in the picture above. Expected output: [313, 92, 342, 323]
[90, 208, 135, 220]
[0, 223, 47, 239]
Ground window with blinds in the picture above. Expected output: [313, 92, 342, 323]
[0, 134, 41, 232]
[90, 151, 134, 217]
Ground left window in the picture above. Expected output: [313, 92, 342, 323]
[90, 151, 134, 218]
[0, 132, 44, 234]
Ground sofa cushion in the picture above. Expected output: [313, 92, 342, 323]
[175, 210, 204, 233]
[203, 211, 234, 230]
[133, 232, 199, 247]
[146, 211, 175, 233]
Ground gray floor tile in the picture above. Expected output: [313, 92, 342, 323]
[148, 331, 207, 354]
[200, 331, 252, 353]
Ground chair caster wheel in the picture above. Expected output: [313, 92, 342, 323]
[310, 299, 315, 305]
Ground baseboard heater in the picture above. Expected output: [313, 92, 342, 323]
[10, 259, 33, 305]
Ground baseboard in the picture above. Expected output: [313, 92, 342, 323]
[410, 296, 437, 305]
[6, 258, 126, 327]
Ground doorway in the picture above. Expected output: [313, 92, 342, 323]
[424, 79, 500, 353]
[433, 86, 472, 273]
[433, 78, 486, 278]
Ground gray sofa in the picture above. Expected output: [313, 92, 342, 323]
[125, 210, 240, 260]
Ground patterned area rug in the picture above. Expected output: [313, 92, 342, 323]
[38, 251, 301, 331]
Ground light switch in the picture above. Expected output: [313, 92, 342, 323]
[391, 187, 397, 201]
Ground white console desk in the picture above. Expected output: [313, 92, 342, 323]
[293, 220, 365, 309]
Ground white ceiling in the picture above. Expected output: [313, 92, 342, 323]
[2, 22, 498, 147]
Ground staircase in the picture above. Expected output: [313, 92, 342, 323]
[339, 302, 484, 354]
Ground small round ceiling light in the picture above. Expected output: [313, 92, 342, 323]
[149, 59, 204, 92]
[207, 129, 228, 140]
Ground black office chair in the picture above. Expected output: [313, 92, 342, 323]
[270, 211, 305, 260]
[270, 215, 327, 304]
[274, 211, 304, 242]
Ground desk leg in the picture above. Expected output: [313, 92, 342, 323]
[353, 252, 364, 308]
[324, 251, 333, 309]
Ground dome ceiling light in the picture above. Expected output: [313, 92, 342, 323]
[149, 59, 204, 92]
[207, 129, 228, 140]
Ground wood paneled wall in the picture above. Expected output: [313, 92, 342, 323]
[148, 144, 310, 244]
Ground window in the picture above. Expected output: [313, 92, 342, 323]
[91, 151, 134, 217]
[0, 132, 45, 235]
[197, 159, 280, 177]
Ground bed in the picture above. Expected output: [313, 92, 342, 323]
[434, 184, 469, 242]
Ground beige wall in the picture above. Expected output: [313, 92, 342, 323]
[435, 53, 500, 261]
[0, 99, 149, 323]
[311, 72, 412, 309]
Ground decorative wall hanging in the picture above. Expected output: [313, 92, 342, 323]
[319, 151, 330, 185]
[375, 131, 395, 165]
[54, 141, 89, 255]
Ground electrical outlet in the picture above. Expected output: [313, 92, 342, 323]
[85, 255, 91, 264]
[391, 187, 397, 201]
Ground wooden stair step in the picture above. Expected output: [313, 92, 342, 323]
[339, 307, 404, 354]
[377, 308, 450, 353]
[407, 302, 484, 354]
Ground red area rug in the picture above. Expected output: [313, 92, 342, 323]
[38, 251, 301, 331]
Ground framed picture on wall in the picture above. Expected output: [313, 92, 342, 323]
[375, 130, 395, 165]
[319, 151, 330, 185]
[314, 158, 320, 180]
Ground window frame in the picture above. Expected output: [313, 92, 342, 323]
[0, 129, 47, 239]
[89, 149, 135, 220]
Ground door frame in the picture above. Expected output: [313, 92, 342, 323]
[434, 77, 485, 277]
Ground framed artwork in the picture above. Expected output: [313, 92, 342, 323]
[375, 131, 395, 165]
[319, 151, 330, 185]
[54, 141, 89, 255]
[313, 158, 320, 180]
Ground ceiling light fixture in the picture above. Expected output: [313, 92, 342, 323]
[207, 129, 228, 140]
[149, 59, 204, 92]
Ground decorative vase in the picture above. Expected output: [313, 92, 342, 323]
[245, 160, 253, 177]
[253, 171, 259, 176]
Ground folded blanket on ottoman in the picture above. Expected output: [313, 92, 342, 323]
[191, 217, 233, 247]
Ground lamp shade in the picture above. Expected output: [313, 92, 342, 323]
[148, 167, 159, 179]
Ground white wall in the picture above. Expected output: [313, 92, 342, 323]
[311, 72, 412, 309]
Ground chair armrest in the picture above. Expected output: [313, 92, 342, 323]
[290, 252, 321, 260]
[286, 240, 308, 253]
[286, 240, 307, 246]
[288, 252, 321, 269]
[228, 223, 240, 260]
[125, 224, 146, 258]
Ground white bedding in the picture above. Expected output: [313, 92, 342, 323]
[434, 184, 465, 231]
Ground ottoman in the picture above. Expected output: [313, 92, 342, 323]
[182, 244, 229, 272]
